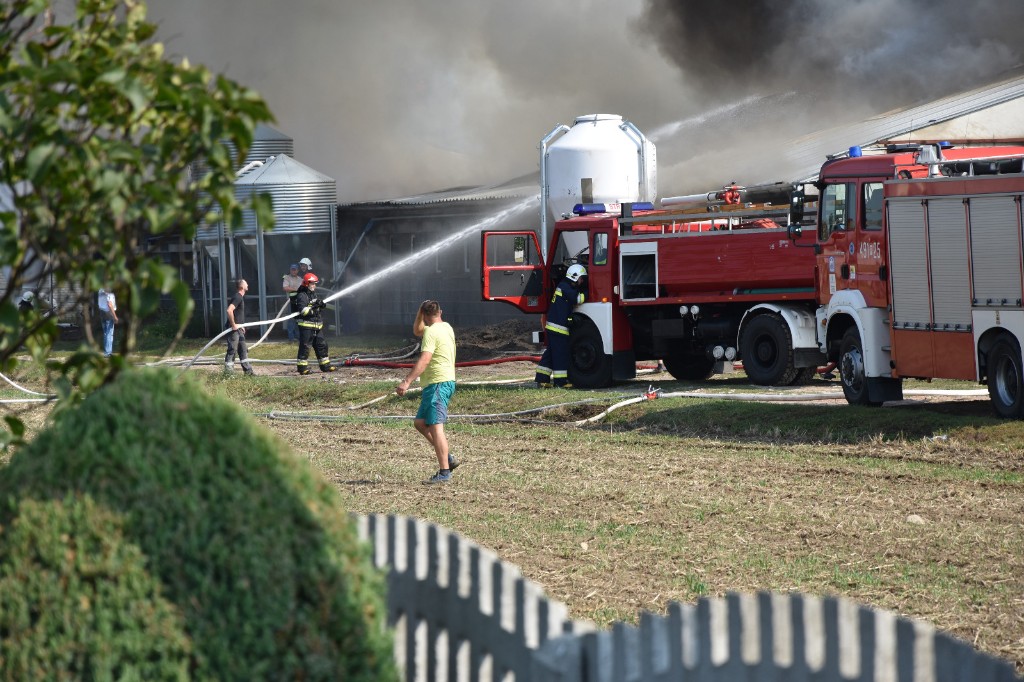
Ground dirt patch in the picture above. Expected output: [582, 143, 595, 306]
[456, 319, 539, 361]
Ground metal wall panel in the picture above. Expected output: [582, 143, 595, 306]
[926, 198, 972, 329]
[887, 199, 931, 328]
[969, 196, 1022, 306]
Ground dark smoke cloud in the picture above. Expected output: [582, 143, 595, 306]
[638, 0, 1024, 111]
[143, 0, 1023, 201]
[637, 0, 1024, 191]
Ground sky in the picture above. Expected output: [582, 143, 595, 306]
[144, 0, 1024, 203]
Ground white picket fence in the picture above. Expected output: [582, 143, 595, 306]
[356, 514, 1019, 682]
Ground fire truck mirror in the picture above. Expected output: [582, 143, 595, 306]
[787, 224, 803, 240]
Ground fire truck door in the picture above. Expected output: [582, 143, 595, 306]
[816, 182, 857, 305]
[481, 231, 549, 313]
[849, 182, 888, 307]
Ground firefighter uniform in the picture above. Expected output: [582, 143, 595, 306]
[295, 285, 335, 374]
[535, 277, 585, 387]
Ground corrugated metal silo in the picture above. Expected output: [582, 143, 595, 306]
[196, 154, 336, 238]
[234, 154, 336, 234]
[190, 123, 295, 180]
[246, 124, 294, 164]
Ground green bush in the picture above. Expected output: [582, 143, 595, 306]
[0, 368, 396, 681]
[0, 494, 191, 680]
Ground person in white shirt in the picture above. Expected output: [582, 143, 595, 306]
[97, 288, 118, 357]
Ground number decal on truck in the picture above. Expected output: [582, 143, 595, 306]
[858, 242, 882, 260]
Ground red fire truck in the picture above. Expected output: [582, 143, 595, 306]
[483, 143, 1024, 417]
[806, 143, 1024, 416]
[481, 183, 823, 389]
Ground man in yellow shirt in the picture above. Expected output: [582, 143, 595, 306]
[396, 300, 458, 484]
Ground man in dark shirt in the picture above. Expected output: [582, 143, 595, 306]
[225, 278, 255, 376]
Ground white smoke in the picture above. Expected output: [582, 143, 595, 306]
[145, 0, 1024, 201]
[146, 0, 695, 202]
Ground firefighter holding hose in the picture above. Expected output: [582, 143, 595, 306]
[535, 264, 587, 388]
[294, 272, 336, 375]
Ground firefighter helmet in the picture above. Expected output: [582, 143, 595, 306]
[566, 264, 587, 283]
[299, 257, 312, 268]
[303, 272, 319, 286]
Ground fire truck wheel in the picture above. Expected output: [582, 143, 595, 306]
[838, 327, 881, 406]
[662, 352, 715, 381]
[986, 336, 1024, 418]
[739, 313, 798, 386]
[567, 318, 613, 388]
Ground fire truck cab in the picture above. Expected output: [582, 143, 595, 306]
[809, 143, 1024, 414]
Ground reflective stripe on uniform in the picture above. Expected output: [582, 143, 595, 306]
[545, 322, 569, 335]
[297, 321, 323, 329]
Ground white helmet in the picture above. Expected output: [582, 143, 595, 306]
[566, 264, 587, 283]
[299, 257, 312, 268]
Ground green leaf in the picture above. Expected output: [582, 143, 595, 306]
[97, 67, 127, 85]
[3, 415, 25, 439]
[119, 78, 150, 113]
[25, 142, 56, 180]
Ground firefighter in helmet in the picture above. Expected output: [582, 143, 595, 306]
[294, 272, 336, 374]
[535, 263, 587, 388]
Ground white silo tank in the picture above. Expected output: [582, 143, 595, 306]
[543, 114, 657, 222]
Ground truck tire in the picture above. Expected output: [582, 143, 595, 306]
[986, 336, 1024, 418]
[839, 327, 881, 406]
[568, 318, 613, 388]
[739, 313, 798, 385]
[663, 352, 715, 381]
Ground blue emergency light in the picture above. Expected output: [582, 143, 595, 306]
[572, 202, 655, 216]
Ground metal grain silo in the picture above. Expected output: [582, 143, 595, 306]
[246, 124, 294, 164]
[233, 153, 336, 234]
[190, 123, 294, 180]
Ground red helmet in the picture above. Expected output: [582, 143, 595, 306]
[303, 272, 319, 286]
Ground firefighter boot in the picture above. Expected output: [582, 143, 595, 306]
[320, 361, 336, 373]
[297, 366, 311, 376]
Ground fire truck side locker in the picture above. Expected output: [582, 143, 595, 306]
[884, 177, 1024, 417]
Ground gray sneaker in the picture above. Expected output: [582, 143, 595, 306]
[422, 470, 452, 485]
[448, 455, 460, 471]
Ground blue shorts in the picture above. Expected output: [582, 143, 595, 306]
[416, 381, 456, 425]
